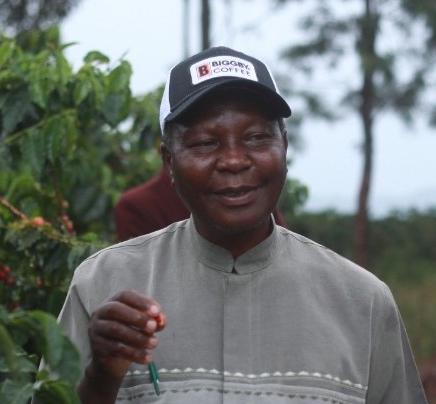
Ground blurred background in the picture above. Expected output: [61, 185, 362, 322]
[0, 0, 435, 402]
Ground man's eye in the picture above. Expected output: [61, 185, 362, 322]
[247, 133, 272, 143]
[188, 139, 217, 148]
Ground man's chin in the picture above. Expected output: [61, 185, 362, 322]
[199, 212, 273, 236]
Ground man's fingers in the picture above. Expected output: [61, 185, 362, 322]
[92, 334, 154, 364]
[96, 301, 161, 336]
[97, 301, 150, 329]
[102, 291, 166, 333]
[94, 319, 159, 350]
[110, 290, 161, 317]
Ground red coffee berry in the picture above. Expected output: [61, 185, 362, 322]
[6, 276, 16, 285]
[31, 217, 46, 227]
[154, 313, 166, 329]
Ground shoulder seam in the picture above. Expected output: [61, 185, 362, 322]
[83, 221, 189, 263]
[278, 227, 330, 251]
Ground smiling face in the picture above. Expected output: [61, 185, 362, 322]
[161, 91, 288, 252]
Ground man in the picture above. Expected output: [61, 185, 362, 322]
[59, 47, 427, 403]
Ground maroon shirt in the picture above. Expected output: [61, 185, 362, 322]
[115, 169, 287, 241]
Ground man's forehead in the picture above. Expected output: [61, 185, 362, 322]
[172, 89, 278, 126]
[168, 102, 280, 138]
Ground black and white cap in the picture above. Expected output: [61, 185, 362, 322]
[159, 46, 291, 132]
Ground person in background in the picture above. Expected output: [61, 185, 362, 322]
[114, 168, 190, 240]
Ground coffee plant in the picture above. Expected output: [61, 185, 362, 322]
[0, 27, 162, 402]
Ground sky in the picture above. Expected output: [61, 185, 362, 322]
[61, 0, 436, 217]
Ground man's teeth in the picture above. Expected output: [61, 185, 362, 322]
[223, 189, 249, 197]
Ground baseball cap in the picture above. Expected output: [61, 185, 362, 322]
[159, 46, 291, 133]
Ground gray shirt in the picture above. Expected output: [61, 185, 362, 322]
[59, 218, 427, 403]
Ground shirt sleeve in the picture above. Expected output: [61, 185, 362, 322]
[366, 282, 428, 403]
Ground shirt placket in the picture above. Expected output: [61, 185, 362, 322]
[222, 272, 253, 404]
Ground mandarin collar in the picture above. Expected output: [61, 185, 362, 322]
[187, 216, 277, 275]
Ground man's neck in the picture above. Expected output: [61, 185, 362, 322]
[193, 216, 273, 258]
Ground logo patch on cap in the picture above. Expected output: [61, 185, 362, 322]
[190, 56, 258, 85]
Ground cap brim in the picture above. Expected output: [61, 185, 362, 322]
[164, 78, 291, 126]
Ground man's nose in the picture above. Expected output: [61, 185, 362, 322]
[215, 145, 251, 173]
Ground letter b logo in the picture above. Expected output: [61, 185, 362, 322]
[197, 63, 210, 78]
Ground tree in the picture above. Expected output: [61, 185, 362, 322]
[400, 0, 436, 126]
[0, 0, 81, 35]
[277, 0, 433, 267]
[182, 0, 191, 58]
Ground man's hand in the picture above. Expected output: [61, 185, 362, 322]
[79, 290, 166, 403]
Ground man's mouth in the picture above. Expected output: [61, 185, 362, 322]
[212, 185, 259, 205]
[214, 186, 257, 196]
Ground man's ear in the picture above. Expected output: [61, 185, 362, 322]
[283, 130, 288, 150]
[281, 129, 289, 154]
[160, 142, 174, 181]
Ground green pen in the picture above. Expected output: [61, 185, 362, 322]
[148, 361, 160, 396]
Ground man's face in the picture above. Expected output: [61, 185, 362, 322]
[162, 94, 288, 241]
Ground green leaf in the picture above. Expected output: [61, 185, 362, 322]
[67, 244, 91, 271]
[0, 380, 34, 404]
[35, 380, 80, 404]
[8, 310, 77, 383]
[89, 73, 105, 107]
[60, 42, 78, 51]
[73, 77, 92, 105]
[0, 324, 18, 374]
[16, 354, 37, 374]
[102, 92, 131, 126]
[44, 116, 65, 163]
[5, 172, 38, 202]
[0, 305, 9, 323]
[79, 232, 100, 243]
[101, 61, 132, 125]
[44, 112, 78, 161]
[28, 311, 64, 368]
[2, 90, 32, 135]
[0, 353, 37, 374]
[54, 337, 80, 386]
[5, 227, 42, 251]
[0, 71, 22, 89]
[0, 40, 14, 68]
[30, 79, 48, 109]
[0, 162, 10, 184]
[45, 290, 68, 318]
[63, 114, 78, 158]
[19, 128, 46, 178]
[44, 26, 61, 47]
[84, 50, 110, 64]
[106, 60, 132, 93]
[55, 52, 72, 89]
